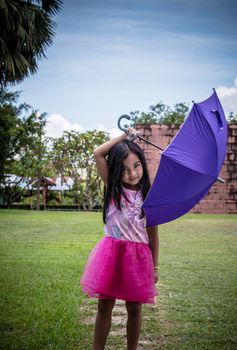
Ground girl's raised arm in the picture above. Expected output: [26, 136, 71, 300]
[93, 133, 127, 185]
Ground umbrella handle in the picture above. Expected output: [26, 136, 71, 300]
[117, 114, 131, 132]
[117, 114, 164, 151]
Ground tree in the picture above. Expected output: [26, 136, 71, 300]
[13, 111, 52, 209]
[227, 112, 237, 124]
[0, 88, 52, 208]
[130, 110, 158, 125]
[0, 0, 62, 86]
[0, 89, 30, 177]
[130, 102, 189, 125]
[160, 102, 189, 124]
[51, 130, 109, 209]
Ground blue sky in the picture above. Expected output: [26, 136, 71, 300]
[16, 0, 237, 137]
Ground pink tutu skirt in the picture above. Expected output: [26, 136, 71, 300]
[80, 236, 157, 304]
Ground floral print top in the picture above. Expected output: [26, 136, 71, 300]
[104, 187, 149, 244]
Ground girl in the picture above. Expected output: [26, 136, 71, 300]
[80, 129, 159, 350]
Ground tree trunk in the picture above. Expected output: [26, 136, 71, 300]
[36, 179, 40, 210]
[43, 184, 47, 210]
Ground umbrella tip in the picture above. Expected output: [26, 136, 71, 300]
[192, 100, 195, 104]
[213, 87, 216, 91]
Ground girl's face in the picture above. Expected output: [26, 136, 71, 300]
[121, 152, 143, 190]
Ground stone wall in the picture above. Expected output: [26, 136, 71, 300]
[136, 124, 237, 214]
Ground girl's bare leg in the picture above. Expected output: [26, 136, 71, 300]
[125, 301, 142, 350]
[93, 299, 115, 350]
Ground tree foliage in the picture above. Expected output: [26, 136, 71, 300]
[227, 112, 237, 124]
[0, 0, 62, 86]
[0, 89, 111, 209]
[51, 130, 109, 209]
[0, 89, 51, 207]
[130, 102, 189, 125]
[0, 89, 29, 176]
[0, 89, 50, 177]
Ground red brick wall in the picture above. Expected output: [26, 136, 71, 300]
[136, 124, 237, 214]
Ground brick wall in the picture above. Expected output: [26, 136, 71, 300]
[136, 124, 237, 214]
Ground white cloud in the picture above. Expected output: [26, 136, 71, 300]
[96, 123, 123, 138]
[108, 128, 123, 138]
[96, 123, 107, 131]
[45, 114, 84, 138]
[216, 77, 237, 115]
[45, 114, 123, 139]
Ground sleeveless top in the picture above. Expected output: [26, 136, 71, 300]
[104, 187, 149, 244]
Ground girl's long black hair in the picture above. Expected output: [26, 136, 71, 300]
[103, 140, 151, 224]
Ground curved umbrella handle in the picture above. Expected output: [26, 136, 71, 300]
[117, 114, 131, 133]
[117, 113, 164, 150]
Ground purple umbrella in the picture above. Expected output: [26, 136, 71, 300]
[118, 90, 227, 226]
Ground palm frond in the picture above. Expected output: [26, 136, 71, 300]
[0, 0, 63, 86]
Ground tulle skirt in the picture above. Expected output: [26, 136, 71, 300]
[80, 236, 157, 304]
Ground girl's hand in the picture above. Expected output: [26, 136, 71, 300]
[126, 127, 140, 141]
[154, 269, 159, 284]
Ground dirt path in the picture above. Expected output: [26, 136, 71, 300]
[79, 299, 165, 349]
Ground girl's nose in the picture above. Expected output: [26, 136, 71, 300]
[129, 169, 136, 177]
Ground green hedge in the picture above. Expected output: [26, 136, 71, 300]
[0, 204, 101, 211]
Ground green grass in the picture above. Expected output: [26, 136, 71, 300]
[0, 210, 236, 350]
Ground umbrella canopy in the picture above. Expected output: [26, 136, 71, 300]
[141, 90, 227, 226]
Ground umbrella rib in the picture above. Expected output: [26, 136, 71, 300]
[195, 103, 220, 176]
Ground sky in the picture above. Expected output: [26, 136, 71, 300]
[15, 0, 237, 138]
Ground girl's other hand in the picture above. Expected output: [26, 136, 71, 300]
[154, 269, 159, 284]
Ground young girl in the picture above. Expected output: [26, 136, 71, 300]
[80, 129, 159, 350]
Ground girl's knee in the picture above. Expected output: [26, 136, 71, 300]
[97, 299, 115, 315]
[125, 302, 142, 316]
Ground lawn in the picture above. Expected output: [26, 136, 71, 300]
[0, 210, 236, 350]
